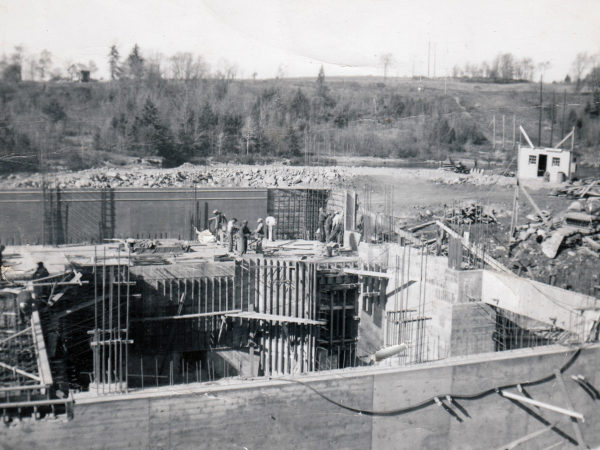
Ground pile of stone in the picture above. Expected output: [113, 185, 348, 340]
[0, 164, 348, 190]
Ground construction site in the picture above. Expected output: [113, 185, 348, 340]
[1, 163, 600, 449]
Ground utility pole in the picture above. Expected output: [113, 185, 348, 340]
[512, 115, 516, 148]
[427, 41, 431, 78]
[550, 90, 555, 147]
[561, 89, 567, 138]
[433, 43, 436, 78]
[538, 77, 543, 147]
[492, 115, 496, 150]
[502, 115, 505, 149]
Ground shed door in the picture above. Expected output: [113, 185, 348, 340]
[537, 154, 547, 177]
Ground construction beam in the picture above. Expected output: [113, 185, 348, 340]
[500, 390, 584, 422]
[31, 311, 52, 386]
[0, 327, 32, 345]
[131, 309, 242, 322]
[226, 311, 326, 326]
[342, 268, 390, 279]
[436, 221, 512, 274]
[553, 370, 587, 448]
[498, 423, 555, 450]
[520, 126, 535, 149]
[0, 396, 73, 409]
[518, 183, 550, 227]
[407, 221, 436, 232]
[553, 129, 574, 149]
[0, 361, 40, 382]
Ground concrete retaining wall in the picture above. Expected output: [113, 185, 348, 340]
[0, 188, 268, 245]
[3, 345, 600, 449]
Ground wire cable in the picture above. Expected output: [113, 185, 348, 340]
[278, 347, 582, 417]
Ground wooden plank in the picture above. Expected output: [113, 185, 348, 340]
[31, 311, 52, 385]
[519, 184, 550, 227]
[0, 327, 32, 345]
[500, 390, 584, 421]
[225, 311, 325, 325]
[342, 268, 390, 279]
[554, 370, 587, 447]
[132, 310, 241, 322]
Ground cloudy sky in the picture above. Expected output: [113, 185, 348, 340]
[0, 0, 598, 80]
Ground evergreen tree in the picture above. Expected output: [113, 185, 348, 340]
[285, 126, 300, 156]
[108, 45, 121, 80]
[126, 44, 145, 80]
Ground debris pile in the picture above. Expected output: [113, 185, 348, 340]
[445, 202, 498, 225]
[551, 178, 600, 198]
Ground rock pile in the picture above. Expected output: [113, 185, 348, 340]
[0, 164, 348, 190]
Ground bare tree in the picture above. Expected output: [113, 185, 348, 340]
[536, 61, 552, 80]
[169, 52, 208, 80]
[37, 50, 52, 80]
[379, 53, 394, 81]
[571, 52, 593, 90]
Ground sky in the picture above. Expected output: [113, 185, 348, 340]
[0, 0, 599, 81]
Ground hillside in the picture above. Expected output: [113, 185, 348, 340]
[0, 76, 598, 173]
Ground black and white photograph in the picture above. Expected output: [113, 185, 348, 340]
[1, 1, 599, 448]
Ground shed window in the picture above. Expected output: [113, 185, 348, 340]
[528, 155, 537, 164]
[552, 157, 560, 167]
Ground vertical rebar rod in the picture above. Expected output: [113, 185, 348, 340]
[108, 266, 113, 391]
[102, 246, 106, 394]
[117, 247, 121, 392]
[94, 245, 98, 394]
[126, 247, 130, 393]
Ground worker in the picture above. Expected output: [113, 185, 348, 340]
[227, 218, 238, 253]
[0, 244, 5, 280]
[17, 289, 34, 325]
[331, 211, 344, 244]
[324, 213, 334, 242]
[209, 210, 227, 243]
[238, 220, 251, 256]
[255, 218, 264, 253]
[317, 207, 327, 243]
[32, 261, 49, 300]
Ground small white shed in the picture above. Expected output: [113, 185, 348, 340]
[516, 126, 576, 181]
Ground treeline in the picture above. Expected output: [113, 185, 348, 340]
[452, 53, 539, 82]
[1, 44, 599, 172]
[0, 44, 489, 170]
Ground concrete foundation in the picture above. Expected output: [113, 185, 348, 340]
[2, 345, 600, 449]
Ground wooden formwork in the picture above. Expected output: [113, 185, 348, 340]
[235, 258, 319, 376]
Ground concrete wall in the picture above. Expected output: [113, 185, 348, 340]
[0, 188, 268, 245]
[481, 270, 600, 339]
[2, 345, 600, 449]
